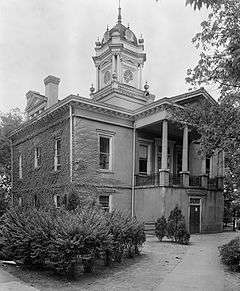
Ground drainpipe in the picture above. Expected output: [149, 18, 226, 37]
[131, 123, 136, 217]
[69, 104, 73, 183]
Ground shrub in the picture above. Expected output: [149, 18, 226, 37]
[175, 221, 190, 245]
[155, 216, 167, 241]
[219, 236, 240, 271]
[166, 206, 190, 245]
[105, 210, 145, 261]
[0, 205, 145, 276]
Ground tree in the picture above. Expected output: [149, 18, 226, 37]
[0, 108, 24, 214]
[0, 108, 24, 176]
[171, 0, 240, 224]
[185, 0, 221, 10]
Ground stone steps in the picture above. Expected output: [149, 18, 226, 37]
[144, 221, 156, 235]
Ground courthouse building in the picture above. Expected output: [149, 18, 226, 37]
[10, 7, 224, 233]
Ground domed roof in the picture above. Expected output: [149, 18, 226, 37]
[101, 6, 138, 46]
[102, 23, 138, 46]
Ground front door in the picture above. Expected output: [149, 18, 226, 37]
[190, 204, 200, 234]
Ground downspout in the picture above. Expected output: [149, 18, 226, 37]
[131, 123, 136, 217]
[10, 138, 14, 206]
[69, 104, 73, 183]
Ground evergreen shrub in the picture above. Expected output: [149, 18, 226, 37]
[0, 205, 145, 276]
[219, 236, 240, 271]
[155, 216, 167, 241]
[155, 206, 190, 245]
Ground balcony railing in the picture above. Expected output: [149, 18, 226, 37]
[189, 175, 202, 187]
[208, 177, 218, 189]
[135, 174, 159, 186]
[169, 173, 182, 186]
[135, 173, 222, 190]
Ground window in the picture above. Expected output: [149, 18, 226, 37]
[54, 195, 61, 208]
[139, 145, 148, 173]
[54, 139, 61, 171]
[19, 154, 22, 179]
[34, 147, 41, 168]
[190, 197, 200, 205]
[99, 136, 111, 170]
[99, 195, 109, 211]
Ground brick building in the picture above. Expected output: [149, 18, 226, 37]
[10, 7, 224, 233]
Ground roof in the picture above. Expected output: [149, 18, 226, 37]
[102, 23, 138, 46]
[8, 87, 216, 139]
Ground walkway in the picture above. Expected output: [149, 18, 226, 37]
[0, 232, 239, 290]
[158, 232, 239, 291]
[0, 267, 38, 291]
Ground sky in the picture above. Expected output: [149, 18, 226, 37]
[0, 0, 213, 113]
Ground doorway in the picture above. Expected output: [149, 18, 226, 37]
[189, 197, 201, 234]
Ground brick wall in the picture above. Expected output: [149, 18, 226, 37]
[12, 107, 70, 206]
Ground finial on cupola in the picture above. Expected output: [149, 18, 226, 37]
[118, 0, 122, 24]
[144, 81, 150, 96]
[139, 34, 144, 44]
[90, 84, 95, 95]
[95, 37, 101, 47]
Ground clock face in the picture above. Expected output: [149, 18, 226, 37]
[124, 69, 133, 83]
[104, 71, 111, 85]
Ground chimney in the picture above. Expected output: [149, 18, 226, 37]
[44, 75, 60, 108]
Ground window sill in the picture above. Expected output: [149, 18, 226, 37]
[138, 172, 148, 176]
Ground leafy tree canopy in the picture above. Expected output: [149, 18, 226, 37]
[172, 0, 240, 213]
[0, 108, 24, 176]
[185, 0, 221, 10]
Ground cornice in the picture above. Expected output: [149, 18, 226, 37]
[9, 88, 216, 140]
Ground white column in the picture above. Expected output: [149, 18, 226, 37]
[201, 155, 208, 188]
[201, 156, 206, 175]
[117, 54, 121, 81]
[209, 156, 213, 178]
[112, 55, 115, 75]
[182, 125, 188, 172]
[139, 64, 143, 90]
[161, 120, 168, 169]
[154, 140, 158, 174]
[96, 66, 99, 90]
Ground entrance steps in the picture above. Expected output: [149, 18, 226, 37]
[144, 221, 156, 235]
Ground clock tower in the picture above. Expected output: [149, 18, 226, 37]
[91, 5, 154, 110]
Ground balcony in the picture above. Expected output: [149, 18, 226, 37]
[135, 173, 222, 190]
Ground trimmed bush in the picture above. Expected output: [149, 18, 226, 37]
[0, 205, 145, 276]
[155, 216, 167, 241]
[219, 236, 240, 271]
[105, 210, 146, 261]
[174, 221, 190, 245]
[166, 206, 190, 244]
